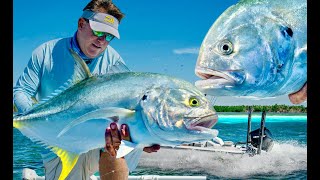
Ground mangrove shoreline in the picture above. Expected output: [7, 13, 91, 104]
[214, 104, 307, 113]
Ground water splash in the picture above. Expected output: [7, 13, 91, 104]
[138, 141, 306, 178]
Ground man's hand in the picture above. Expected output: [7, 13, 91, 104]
[105, 122, 160, 155]
[143, 145, 161, 153]
[99, 122, 160, 180]
[288, 82, 307, 104]
[104, 123, 131, 157]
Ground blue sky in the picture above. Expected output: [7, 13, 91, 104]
[13, 0, 305, 106]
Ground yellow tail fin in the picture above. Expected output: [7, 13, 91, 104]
[51, 147, 80, 180]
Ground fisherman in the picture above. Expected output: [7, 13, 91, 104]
[13, 0, 159, 179]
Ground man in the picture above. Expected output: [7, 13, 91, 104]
[13, 0, 159, 179]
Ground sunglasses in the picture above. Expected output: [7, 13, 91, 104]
[92, 30, 115, 42]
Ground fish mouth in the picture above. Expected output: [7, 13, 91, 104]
[194, 67, 246, 89]
[186, 113, 218, 132]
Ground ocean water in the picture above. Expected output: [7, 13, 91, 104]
[13, 112, 307, 180]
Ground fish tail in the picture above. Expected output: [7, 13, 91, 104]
[51, 147, 79, 180]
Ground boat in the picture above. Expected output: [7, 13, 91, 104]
[162, 108, 274, 156]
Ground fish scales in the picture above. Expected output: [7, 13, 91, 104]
[13, 71, 218, 179]
[195, 0, 306, 98]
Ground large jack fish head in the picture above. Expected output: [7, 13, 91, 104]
[195, 0, 305, 97]
[139, 86, 218, 145]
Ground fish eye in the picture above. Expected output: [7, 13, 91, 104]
[189, 97, 200, 107]
[218, 40, 233, 55]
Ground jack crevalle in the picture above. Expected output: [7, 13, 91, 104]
[195, 0, 307, 98]
[13, 50, 218, 180]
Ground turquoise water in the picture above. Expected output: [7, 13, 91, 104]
[13, 112, 307, 179]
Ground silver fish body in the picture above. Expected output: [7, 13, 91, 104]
[13, 72, 218, 179]
[195, 0, 307, 97]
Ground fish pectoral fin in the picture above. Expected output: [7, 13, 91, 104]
[116, 140, 138, 158]
[116, 140, 143, 172]
[123, 145, 144, 172]
[51, 147, 80, 180]
[57, 107, 135, 138]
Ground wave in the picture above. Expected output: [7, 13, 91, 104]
[138, 141, 307, 178]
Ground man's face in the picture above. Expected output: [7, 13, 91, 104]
[77, 18, 110, 58]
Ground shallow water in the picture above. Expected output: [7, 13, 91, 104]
[13, 112, 307, 179]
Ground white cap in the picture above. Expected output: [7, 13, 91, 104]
[81, 10, 120, 39]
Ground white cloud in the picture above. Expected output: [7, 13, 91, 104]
[173, 47, 199, 55]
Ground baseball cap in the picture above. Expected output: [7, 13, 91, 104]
[81, 10, 120, 39]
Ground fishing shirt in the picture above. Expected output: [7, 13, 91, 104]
[13, 37, 129, 113]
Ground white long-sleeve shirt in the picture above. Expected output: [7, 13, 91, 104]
[13, 37, 128, 113]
